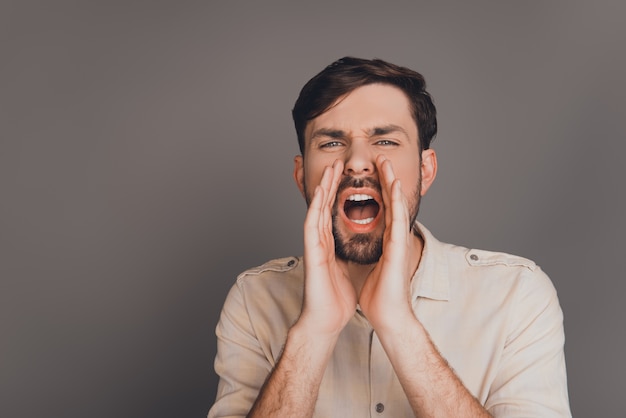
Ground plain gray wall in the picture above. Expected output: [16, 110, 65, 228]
[2, 1, 625, 417]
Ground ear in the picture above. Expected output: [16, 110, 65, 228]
[420, 149, 437, 196]
[293, 155, 306, 199]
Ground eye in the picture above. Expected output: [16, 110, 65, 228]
[375, 139, 399, 146]
[320, 141, 344, 149]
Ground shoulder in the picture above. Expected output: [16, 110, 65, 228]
[219, 256, 304, 340]
[458, 246, 556, 297]
[420, 223, 541, 279]
[419, 223, 555, 297]
[462, 248, 537, 271]
[236, 256, 301, 281]
[436, 243, 564, 350]
[215, 257, 304, 378]
[235, 256, 303, 294]
[227, 256, 304, 320]
[445, 243, 555, 294]
[436, 243, 561, 328]
[419, 222, 536, 270]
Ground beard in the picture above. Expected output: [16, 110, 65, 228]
[305, 173, 422, 265]
[331, 221, 384, 265]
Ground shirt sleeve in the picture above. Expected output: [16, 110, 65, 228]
[485, 267, 571, 417]
[207, 281, 273, 418]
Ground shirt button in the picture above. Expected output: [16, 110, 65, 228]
[470, 254, 479, 261]
[375, 403, 384, 413]
[287, 259, 295, 267]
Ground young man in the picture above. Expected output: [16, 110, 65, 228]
[208, 57, 571, 417]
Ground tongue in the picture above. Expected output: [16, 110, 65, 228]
[347, 203, 378, 221]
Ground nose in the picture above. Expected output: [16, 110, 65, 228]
[343, 142, 376, 177]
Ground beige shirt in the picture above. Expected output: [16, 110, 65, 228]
[208, 223, 571, 417]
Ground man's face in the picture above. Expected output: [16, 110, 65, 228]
[294, 83, 436, 264]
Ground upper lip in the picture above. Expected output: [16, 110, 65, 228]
[338, 187, 382, 207]
[346, 193, 375, 202]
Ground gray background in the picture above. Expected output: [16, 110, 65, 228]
[2, 1, 625, 417]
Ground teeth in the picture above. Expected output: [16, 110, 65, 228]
[352, 217, 374, 225]
[347, 194, 374, 202]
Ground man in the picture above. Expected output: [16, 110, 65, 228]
[208, 57, 571, 417]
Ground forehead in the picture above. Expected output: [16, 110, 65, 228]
[305, 83, 417, 141]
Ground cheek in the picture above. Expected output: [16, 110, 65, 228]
[397, 169, 422, 197]
[301, 166, 326, 203]
[304, 169, 323, 190]
[303, 156, 331, 187]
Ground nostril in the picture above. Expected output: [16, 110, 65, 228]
[346, 167, 372, 175]
[344, 154, 376, 174]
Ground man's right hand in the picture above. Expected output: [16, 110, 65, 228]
[247, 160, 353, 418]
[297, 159, 356, 339]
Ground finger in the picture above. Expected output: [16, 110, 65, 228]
[376, 155, 396, 226]
[319, 161, 342, 238]
[326, 160, 343, 210]
[376, 158, 411, 251]
[390, 178, 410, 241]
[304, 185, 324, 245]
[318, 165, 334, 202]
[376, 154, 394, 193]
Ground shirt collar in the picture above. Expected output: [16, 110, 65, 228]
[410, 222, 451, 302]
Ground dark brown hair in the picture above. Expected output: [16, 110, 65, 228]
[292, 57, 437, 154]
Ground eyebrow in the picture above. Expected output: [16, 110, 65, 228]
[367, 124, 409, 138]
[309, 124, 409, 141]
[310, 128, 347, 140]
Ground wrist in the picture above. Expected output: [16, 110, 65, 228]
[372, 311, 427, 349]
[366, 303, 417, 334]
[289, 317, 342, 351]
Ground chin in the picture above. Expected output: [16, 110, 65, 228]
[333, 227, 384, 265]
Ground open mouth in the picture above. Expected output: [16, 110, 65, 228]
[343, 193, 380, 225]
